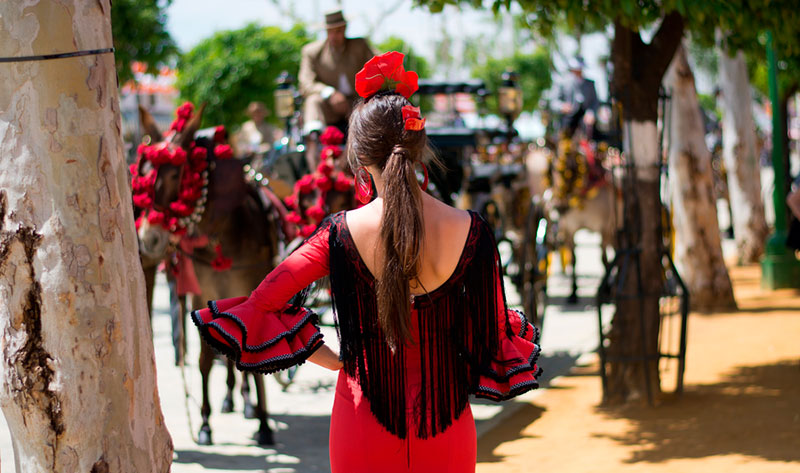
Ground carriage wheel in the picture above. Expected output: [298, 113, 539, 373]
[517, 201, 549, 329]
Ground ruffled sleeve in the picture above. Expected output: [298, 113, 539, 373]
[191, 216, 333, 374]
[469, 217, 543, 401]
[473, 308, 542, 401]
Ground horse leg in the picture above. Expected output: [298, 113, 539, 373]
[242, 373, 256, 419]
[221, 359, 236, 413]
[253, 373, 275, 446]
[197, 341, 215, 445]
[567, 243, 578, 304]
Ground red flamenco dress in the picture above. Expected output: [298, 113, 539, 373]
[192, 211, 542, 472]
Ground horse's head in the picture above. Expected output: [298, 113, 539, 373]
[133, 103, 213, 261]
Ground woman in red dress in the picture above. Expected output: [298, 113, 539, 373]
[192, 52, 542, 472]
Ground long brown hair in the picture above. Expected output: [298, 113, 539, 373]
[346, 92, 427, 346]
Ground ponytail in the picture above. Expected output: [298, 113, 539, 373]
[377, 147, 423, 346]
[346, 93, 429, 347]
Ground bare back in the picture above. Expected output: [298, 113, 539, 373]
[345, 192, 472, 296]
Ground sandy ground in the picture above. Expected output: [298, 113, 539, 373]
[477, 264, 800, 473]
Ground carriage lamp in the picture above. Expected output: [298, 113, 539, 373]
[498, 70, 523, 120]
[274, 71, 296, 120]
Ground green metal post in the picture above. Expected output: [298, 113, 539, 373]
[761, 32, 800, 289]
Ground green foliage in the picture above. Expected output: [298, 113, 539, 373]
[111, 0, 177, 84]
[472, 48, 552, 114]
[376, 37, 432, 79]
[176, 24, 312, 127]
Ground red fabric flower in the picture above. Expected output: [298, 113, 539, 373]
[214, 125, 226, 144]
[170, 118, 187, 133]
[320, 126, 345, 146]
[129, 163, 138, 177]
[355, 51, 419, 99]
[402, 105, 426, 131]
[176, 102, 194, 119]
[191, 158, 208, 172]
[283, 194, 297, 209]
[214, 144, 233, 160]
[137, 143, 149, 157]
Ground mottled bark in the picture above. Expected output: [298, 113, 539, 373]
[605, 13, 684, 405]
[0, 1, 172, 472]
[666, 45, 736, 312]
[718, 36, 769, 263]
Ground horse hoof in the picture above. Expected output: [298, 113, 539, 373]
[197, 428, 213, 446]
[567, 294, 578, 305]
[221, 397, 234, 413]
[256, 428, 275, 446]
[243, 402, 257, 419]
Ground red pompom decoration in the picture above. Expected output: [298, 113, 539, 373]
[355, 51, 419, 99]
[211, 244, 233, 271]
[333, 172, 353, 192]
[176, 102, 194, 119]
[283, 194, 297, 209]
[169, 201, 194, 217]
[299, 224, 317, 238]
[316, 174, 333, 192]
[295, 174, 315, 194]
[170, 117, 187, 133]
[191, 159, 208, 172]
[214, 125, 226, 144]
[191, 147, 207, 160]
[306, 204, 326, 223]
[320, 126, 345, 146]
[286, 211, 303, 224]
[317, 160, 335, 176]
[129, 163, 138, 176]
[170, 147, 188, 166]
[320, 145, 342, 161]
[137, 143, 149, 156]
[135, 216, 143, 230]
[133, 193, 152, 208]
[214, 144, 233, 160]
[147, 210, 165, 225]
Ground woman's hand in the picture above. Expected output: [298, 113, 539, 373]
[308, 344, 343, 371]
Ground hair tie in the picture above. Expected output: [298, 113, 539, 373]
[402, 105, 425, 131]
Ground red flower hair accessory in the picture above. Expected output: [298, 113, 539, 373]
[402, 105, 425, 131]
[355, 51, 419, 99]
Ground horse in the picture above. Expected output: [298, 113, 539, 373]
[134, 103, 282, 446]
[527, 138, 620, 304]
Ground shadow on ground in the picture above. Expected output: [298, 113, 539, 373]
[174, 413, 332, 472]
[595, 360, 800, 464]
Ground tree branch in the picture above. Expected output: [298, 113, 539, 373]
[646, 11, 685, 84]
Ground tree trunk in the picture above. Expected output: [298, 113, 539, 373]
[666, 45, 736, 312]
[718, 40, 769, 263]
[0, 2, 172, 472]
[605, 13, 684, 405]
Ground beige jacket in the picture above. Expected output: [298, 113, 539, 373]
[299, 37, 376, 99]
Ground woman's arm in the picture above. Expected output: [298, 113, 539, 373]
[308, 344, 343, 371]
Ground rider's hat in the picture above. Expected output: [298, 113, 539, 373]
[324, 10, 347, 29]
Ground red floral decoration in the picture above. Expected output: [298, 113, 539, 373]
[402, 105, 426, 131]
[355, 51, 419, 99]
[320, 126, 345, 146]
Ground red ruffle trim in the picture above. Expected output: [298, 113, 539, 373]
[473, 309, 543, 402]
[191, 296, 324, 374]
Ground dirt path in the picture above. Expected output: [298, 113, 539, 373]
[478, 265, 800, 473]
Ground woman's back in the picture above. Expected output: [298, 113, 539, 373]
[345, 192, 472, 296]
